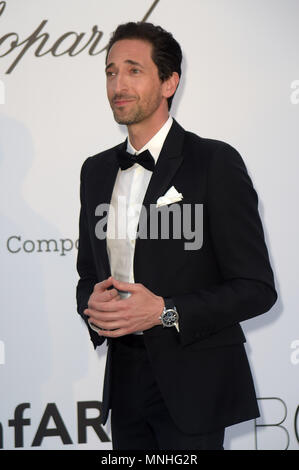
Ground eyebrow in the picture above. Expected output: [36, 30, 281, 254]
[105, 59, 144, 72]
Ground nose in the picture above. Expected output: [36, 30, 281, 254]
[113, 71, 129, 95]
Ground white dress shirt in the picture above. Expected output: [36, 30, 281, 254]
[106, 115, 173, 288]
[105, 116, 173, 333]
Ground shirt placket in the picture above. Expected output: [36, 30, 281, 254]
[127, 165, 144, 282]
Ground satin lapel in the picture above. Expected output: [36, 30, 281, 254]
[138, 119, 185, 228]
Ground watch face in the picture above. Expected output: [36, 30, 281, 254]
[163, 309, 178, 326]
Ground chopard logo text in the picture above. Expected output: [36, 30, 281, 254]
[0, 0, 160, 74]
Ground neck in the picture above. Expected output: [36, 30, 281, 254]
[127, 108, 169, 151]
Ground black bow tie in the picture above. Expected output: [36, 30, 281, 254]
[117, 149, 155, 172]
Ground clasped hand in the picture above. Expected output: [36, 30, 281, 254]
[84, 276, 164, 337]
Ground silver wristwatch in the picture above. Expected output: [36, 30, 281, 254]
[159, 298, 179, 328]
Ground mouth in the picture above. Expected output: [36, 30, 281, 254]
[113, 97, 136, 107]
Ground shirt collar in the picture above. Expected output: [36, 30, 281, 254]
[126, 115, 173, 163]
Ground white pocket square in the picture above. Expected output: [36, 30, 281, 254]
[156, 186, 183, 207]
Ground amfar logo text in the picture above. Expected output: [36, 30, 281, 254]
[0, 0, 160, 74]
[1, 398, 299, 449]
[0, 402, 110, 448]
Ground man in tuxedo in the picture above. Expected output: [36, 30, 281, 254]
[76, 22, 277, 450]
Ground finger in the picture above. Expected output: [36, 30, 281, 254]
[83, 307, 124, 322]
[94, 288, 119, 302]
[88, 294, 129, 312]
[97, 327, 132, 338]
[93, 277, 113, 292]
[107, 288, 121, 300]
[87, 314, 129, 331]
[92, 298, 127, 312]
[87, 298, 124, 314]
[88, 288, 119, 308]
[111, 277, 141, 293]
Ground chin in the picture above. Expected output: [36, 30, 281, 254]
[114, 115, 138, 126]
[114, 117, 132, 125]
[113, 108, 146, 126]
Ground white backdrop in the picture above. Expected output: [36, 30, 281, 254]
[0, 0, 298, 450]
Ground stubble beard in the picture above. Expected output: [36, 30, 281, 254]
[111, 92, 163, 126]
[113, 107, 145, 126]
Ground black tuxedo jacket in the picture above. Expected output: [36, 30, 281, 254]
[76, 119, 277, 434]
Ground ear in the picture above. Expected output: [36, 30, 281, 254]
[162, 72, 180, 100]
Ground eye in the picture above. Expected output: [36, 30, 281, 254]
[106, 70, 116, 77]
[131, 68, 141, 74]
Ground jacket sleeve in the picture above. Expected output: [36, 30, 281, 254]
[173, 143, 277, 347]
[76, 158, 105, 349]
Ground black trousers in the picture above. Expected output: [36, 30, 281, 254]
[110, 334, 225, 450]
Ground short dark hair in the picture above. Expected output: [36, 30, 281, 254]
[106, 22, 182, 110]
